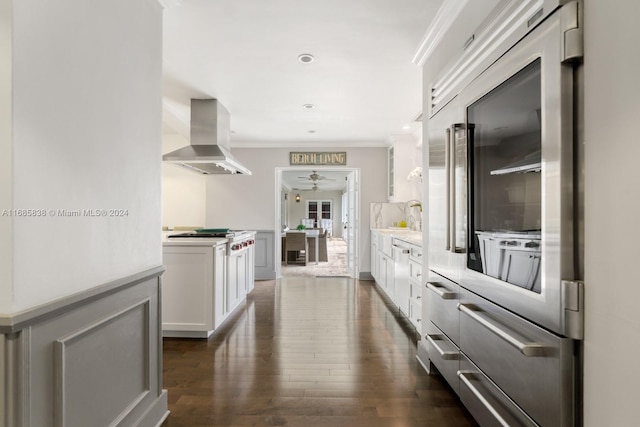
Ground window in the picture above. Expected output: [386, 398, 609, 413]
[306, 200, 332, 227]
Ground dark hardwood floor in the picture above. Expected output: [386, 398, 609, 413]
[161, 277, 477, 427]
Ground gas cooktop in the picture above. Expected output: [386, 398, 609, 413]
[167, 230, 252, 240]
[167, 232, 230, 238]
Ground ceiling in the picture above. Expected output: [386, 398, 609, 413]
[282, 169, 351, 192]
[161, 0, 443, 147]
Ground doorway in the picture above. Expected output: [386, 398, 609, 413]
[275, 167, 360, 279]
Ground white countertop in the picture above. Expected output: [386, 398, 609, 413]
[371, 228, 423, 246]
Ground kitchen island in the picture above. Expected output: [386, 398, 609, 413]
[161, 231, 256, 338]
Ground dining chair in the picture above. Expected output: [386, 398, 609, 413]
[284, 232, 308, 265]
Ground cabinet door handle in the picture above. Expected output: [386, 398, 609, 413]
[426, 334, 458, 360]
[458, 371, 511, 427]
[426, 282, 457, 300]
[457, 303, 546, 356]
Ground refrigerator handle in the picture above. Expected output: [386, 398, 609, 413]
[449, 124, 463, 253]
[449, 124, 456, 253]
[445, 127, 451, 251]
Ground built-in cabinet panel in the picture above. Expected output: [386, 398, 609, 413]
[214, 245, 227, 328]
[227, 250, 247, 313]
[162, 246, 216, 333]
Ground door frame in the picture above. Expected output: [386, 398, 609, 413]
[275, 167, 360, 279]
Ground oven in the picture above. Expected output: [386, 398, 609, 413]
[427, 1, 584, 426]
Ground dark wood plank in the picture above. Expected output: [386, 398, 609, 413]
[162, 278, 477, 427]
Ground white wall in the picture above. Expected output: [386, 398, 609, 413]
[162, 132, 206, 228]
[0, 0, 13, 313]
[6, 0, 163, 312]
[203, 147, 387, 272]
[582, 0, 640, 424]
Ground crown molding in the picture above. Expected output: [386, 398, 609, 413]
[230, 140, 390, 149]
[412, 0, 469, 66]
[156, 0, 182, 9]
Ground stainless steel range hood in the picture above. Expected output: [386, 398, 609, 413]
[163, 99, 252, 175]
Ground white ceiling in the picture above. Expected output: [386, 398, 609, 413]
[161, 0, 442, 147]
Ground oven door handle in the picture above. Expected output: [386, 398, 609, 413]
[458, 303, 547, 356]
[426, 334, 458, 360]
[426, 282, 457, 300]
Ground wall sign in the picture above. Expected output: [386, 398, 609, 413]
[289, 151, 347, 166]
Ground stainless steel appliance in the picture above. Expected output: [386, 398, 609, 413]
[163, 99, 252, 175]
[426, 1, 583, 426]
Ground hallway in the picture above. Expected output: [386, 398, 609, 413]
[161, 277, 476, 427]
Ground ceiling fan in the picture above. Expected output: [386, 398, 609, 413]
[298, 170, 335, 182]
[304, 183, 320, 192]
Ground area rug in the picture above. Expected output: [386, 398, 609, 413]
[281, 238, 348, 277]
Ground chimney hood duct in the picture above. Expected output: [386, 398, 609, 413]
[163, 99, 252, 175]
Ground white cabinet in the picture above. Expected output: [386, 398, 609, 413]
[371, 231, 379, 282]
[162, 242, 227, 338]
[214, 245, 227, 328]
[408, 243, 423, 329]
[393, 241, 411, 316]
[247, 239, 255, 293]
[370, 230, 423, 331]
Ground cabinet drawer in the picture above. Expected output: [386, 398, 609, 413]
[459, 354, 538, 427]
[410, 282, 422, 304]
[409, 299, 422, 329]
[426, 322, 459, 396]
[426, 271, 460, 345]
[409, 245, 422, 262]
[459, 289, 575, 427]
[409, 259, 422, 282]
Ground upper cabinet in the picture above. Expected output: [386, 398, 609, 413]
[388, 133, 422, 203]
[388, 146, 395, 199]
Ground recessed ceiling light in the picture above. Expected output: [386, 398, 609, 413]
[308, 130, 316, 134]
[303, 104, 315, 109]
[298, 54, 315, 64]
[402, 125, 411, 130]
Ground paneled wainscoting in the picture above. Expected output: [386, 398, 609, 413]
[162, 277, 476, 427]
[0, 267, 168, 427]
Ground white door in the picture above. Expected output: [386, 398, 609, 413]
[346, 171, 359, 278]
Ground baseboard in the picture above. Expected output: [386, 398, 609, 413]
[359, 271, 374, 281]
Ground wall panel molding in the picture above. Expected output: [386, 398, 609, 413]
[0, 268, 168, 427]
